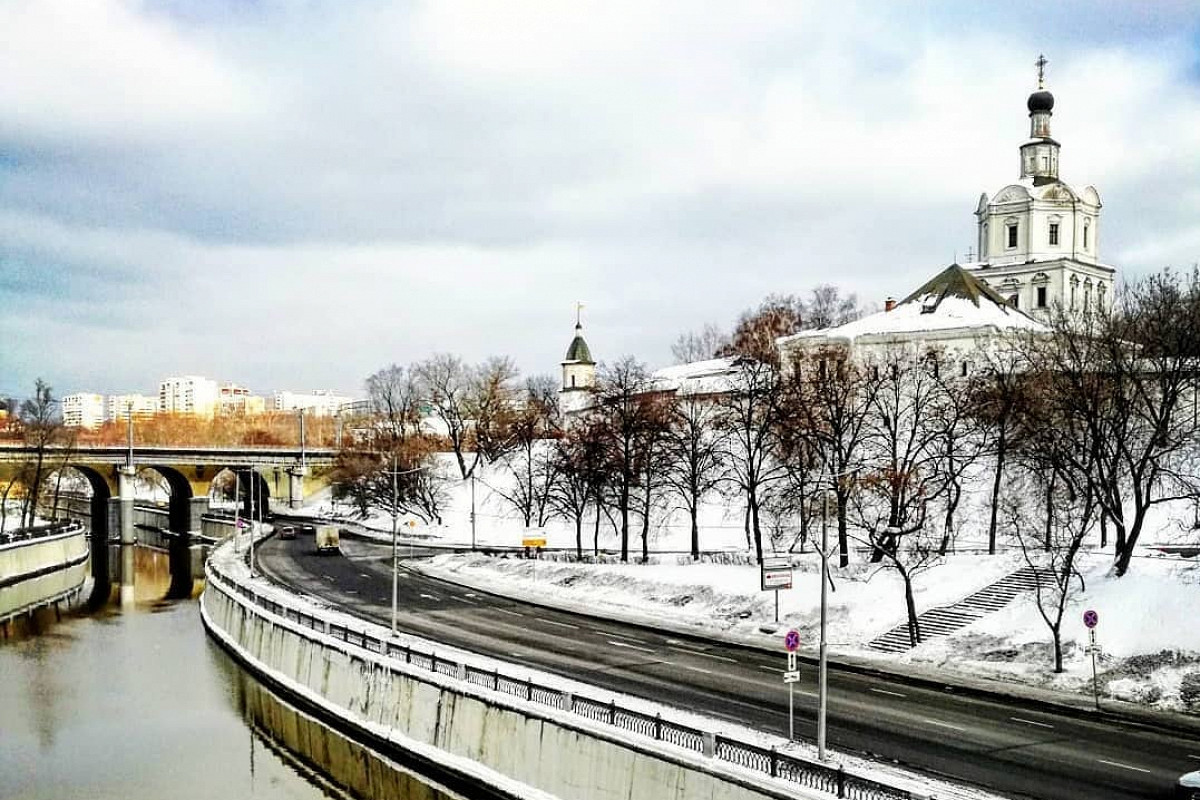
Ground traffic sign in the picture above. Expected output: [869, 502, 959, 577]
[784, 629, 801, 652]
[783, 670, 801, 683]
[761, 556, 793, 591]
[1083, 609, 1099, 629]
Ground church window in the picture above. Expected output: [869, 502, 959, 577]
[1049, 222, 1059, 246]
[960, 361, 969, 377]
[1070, 281, 1077, 310]
[1037, 286, 1047, 308]
[1007, 223, 1018, 248]
[571, 374, 576, 388]
[1008, 294, 1019, 309]
[1041, 155, 1049, 171]
[1083, 220, 1090, 249]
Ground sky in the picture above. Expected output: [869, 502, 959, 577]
[2, 1, 1199, 400]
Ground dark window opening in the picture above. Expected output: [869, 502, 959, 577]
[1037, 286, 1047, 308]
[1009, 294, 1019, 309]
[960, 361, 969, 377]
[1049, 223, 1059, 246]
[1007, 224, 1018, 248]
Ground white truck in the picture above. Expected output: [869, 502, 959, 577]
[315, 525, 340, 555]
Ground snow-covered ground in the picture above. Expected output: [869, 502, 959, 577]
[297, 454, 1200, 715]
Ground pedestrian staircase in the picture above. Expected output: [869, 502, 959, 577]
[867, 566, 1041, 653]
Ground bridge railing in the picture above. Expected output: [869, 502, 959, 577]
[206, 557, 934, 800]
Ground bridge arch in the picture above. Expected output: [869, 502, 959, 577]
[67, 464, 114, 607]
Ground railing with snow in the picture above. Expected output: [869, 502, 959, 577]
[206, 558, 923, 800]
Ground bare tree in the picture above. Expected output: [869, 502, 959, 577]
[786, 347, 877, 567]
[1031, 269, 1200, 575]
[717, 357, 787, 564]
[414, 354, 474, 478]
[366, 364, 423, 443]
[19, 379, 61, 528]
[468, 356, 521, 466]
[671, 323, 730, 363]
[493, 375, 561, 528]
[663, 392, 727, 559]
[633, 395, 672, 563]
[718, 294, 805, 365]
[970, 340, 1034, 554]
[806, 284, 864, 330]
[590, 357, 655, 563]
[549, 418, 609, 559]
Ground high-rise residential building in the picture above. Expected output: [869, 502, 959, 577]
[107, 394, 158, 422]
[62, 393, 106, 429]
[158, 376, 219, 416]
[219, 383, 267, 416]
[272, 390, 356, 417]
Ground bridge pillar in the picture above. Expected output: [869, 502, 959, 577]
[287, 467, 308, 509]
[188, 496, 209, 533]
[117, 466, 136, 606]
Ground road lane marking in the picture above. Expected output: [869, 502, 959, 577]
[495, 609, 524, 618]
[1190, 754, 1200, 761]
[543, 620, 579, 630]
[869, 687, 906, 698]
[677, 663, 713, 675]
[668, 646, 737, 663]
[922, 718, 966, 732]
[758, 665, 779, 673]
[451, 596, 475, 604]
[345, 589, 357, 595]
[1097, 759, 1151, 774]
[1011, 717, 1054, 729]
[597, 631, 645, 644]
[419, 593, 440, 601]
[608, 640, 655, 653]
[464, 592, 476, 598]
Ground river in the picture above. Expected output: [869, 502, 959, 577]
[0, 549, 459, 800]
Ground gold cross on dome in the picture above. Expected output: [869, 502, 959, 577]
[1036, 54, 1048, 89]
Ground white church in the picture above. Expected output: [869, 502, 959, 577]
[560, 58, 1121, 405]
[777, 57, 1118, 367]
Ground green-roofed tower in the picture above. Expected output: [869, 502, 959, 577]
[560, 304, 596, 413]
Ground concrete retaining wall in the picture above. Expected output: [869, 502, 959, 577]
[0, 527, 89, 623]
[201, 549, 824, 800]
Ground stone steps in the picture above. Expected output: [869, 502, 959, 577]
[867, 566, 1041, 653]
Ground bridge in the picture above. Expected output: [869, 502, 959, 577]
[0, 445, 337, 603]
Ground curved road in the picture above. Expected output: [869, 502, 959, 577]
[256, 534, 1195, 800]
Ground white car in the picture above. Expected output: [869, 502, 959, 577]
[1179, 770, 1200, 799]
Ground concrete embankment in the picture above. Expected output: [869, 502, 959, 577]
[0, 524, 89, 625]
[200, 540, 864, 800]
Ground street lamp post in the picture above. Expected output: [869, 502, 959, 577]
[819, 488, 830, 761]
[818, 467, 855, 762]
[387, 460, 427, 635]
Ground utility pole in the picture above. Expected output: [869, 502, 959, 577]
[125, 399, 134, 469]
[470, 473, 477, 550]
[249, 471, 257, 577]
[391, 452, 399, 635]
[298, 408, 307, 471]
[233, 470, 241, 555]
[818, 486, 830, 761]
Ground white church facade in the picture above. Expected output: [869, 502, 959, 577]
[969, 56, 1116, 319]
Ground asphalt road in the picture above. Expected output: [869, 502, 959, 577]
[255, 534, 1198, 800]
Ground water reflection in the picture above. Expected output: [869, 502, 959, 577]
[0, 557, 461, 800]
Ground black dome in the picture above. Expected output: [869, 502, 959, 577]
[1027, 90, 1054, 113]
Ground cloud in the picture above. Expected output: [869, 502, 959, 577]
[1, 0, 1198, 399]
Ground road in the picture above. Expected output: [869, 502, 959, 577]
[255, 534, 1197, 800]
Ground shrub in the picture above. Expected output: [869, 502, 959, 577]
[1181, 671, 1200, 712]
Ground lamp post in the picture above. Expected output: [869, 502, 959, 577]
[387, 459, 427, 635]
[818, 467, 856, 762]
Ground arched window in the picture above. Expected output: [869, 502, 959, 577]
[1083, 219, 1090, 250]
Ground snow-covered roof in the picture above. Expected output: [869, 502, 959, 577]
[779, 264, 1048, 348]
[649, 357, 737, 395]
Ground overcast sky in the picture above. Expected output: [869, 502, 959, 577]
[2, 1, 1198, 400]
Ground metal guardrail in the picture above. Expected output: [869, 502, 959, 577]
[206, 560, 922, 800]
